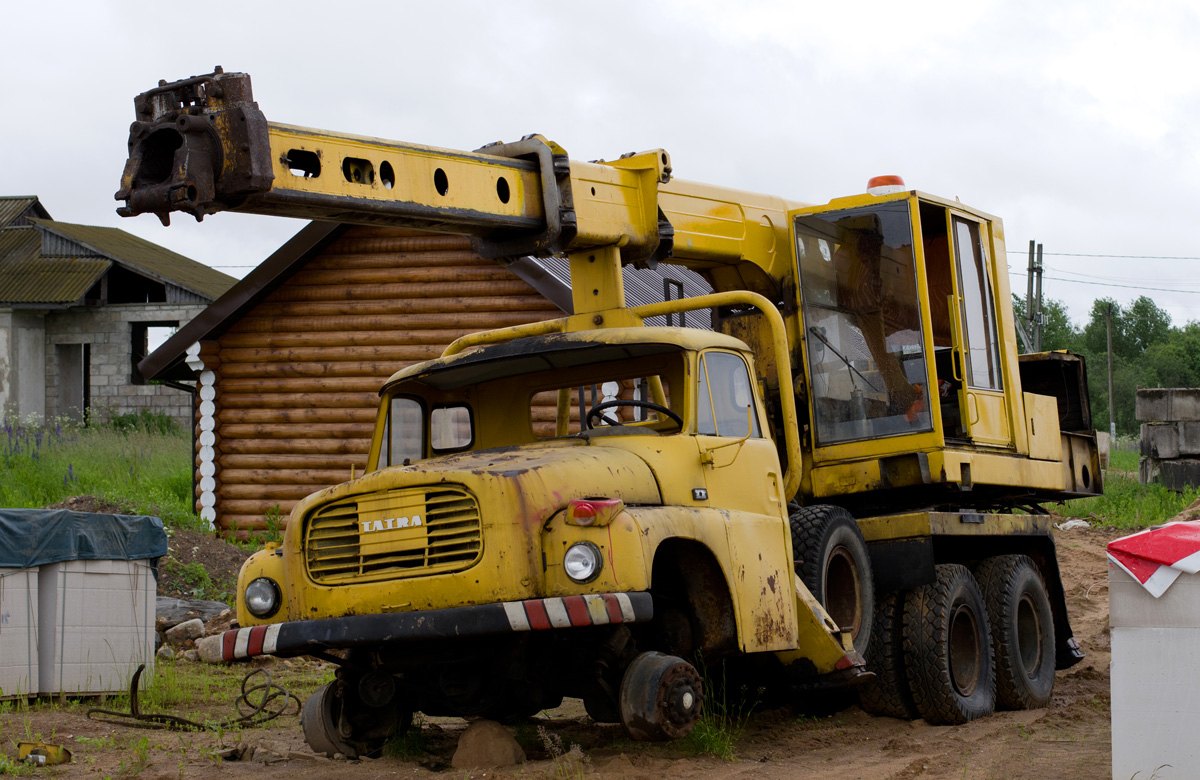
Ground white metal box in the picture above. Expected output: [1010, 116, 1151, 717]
[37, 559, 156, 696]
[0, 568, 38, 699]
[1109, 563, 1200, 780]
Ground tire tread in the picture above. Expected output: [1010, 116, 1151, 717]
[975, 554, 1055, 710]
[902, 563, 995, 725]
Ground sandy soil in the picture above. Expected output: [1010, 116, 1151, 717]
[2, 523, 1117, 780]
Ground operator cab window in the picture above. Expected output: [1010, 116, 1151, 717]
[697, 351, 761, 438]
[795, 201, 933, 446]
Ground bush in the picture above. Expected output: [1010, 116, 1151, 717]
[106, 409, 181, 435]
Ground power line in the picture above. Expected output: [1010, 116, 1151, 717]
[1045, 266, 1200, 287]
[1005, 250, 1200, 260]
[1009, 270, 1200, 294]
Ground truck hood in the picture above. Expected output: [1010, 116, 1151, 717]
[291, 437, 664, 527]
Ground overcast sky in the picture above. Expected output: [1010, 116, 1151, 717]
[4, 1, 1199, 328]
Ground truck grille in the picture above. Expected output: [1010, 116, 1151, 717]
[304, 486, 483, 585]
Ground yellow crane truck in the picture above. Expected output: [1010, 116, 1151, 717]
[117, 69, 1099, 757]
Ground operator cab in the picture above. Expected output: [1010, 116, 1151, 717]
[790, 188, 1030, 504]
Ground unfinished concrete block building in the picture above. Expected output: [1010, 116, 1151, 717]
[0, 196, 235, 424]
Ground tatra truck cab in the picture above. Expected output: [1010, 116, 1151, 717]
[119, 69, 1098, 756]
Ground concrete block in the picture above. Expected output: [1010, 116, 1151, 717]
[1157, 459, 1200, 492]
[1140, 456, 1160, 485]
[0, 569, 38, 699]
[1179, 422, 1200, 455]
[1137, 388, 1200, 422]
[1096, 430, 1111, 469]
[1142, 422, 1181, 459]
[37, 559, 156, 695]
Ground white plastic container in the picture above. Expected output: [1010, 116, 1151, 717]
[0, 568, 38, 699]
[37, 559, 156, 696]
[1109, 535, 1200, 780]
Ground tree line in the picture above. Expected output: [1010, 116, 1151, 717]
[1013, 295, 1194, 436]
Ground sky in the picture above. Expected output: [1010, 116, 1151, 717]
[4, 0, 1199, 329]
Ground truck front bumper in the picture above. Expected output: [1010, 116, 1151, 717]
[220, 591, 654, 661]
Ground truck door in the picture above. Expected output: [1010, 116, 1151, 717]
[693, 349, 796, 652]
[939, 209, 1013, 447]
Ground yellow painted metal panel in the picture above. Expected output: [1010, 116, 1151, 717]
[1025, 392, 1063, 461]
[267, 125, 545, 223]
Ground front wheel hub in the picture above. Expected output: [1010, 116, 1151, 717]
[619, 651, 703, 741]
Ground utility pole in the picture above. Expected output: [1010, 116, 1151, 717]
[1107, 303, 1117, 439]
[1026, 240, 1036, 331]
[1025, 241, 1044, 352]
[1032, 244, 1041, 350]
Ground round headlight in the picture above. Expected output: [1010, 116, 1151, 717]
[563, 542, 602, 583]
[245, 577, 281, 618]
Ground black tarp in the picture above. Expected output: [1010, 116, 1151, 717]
[0, 510, 167, 569]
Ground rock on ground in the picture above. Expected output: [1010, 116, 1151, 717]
[164, 618, 205, 644]
[451, 719, 526, 769]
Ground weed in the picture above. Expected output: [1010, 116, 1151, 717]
[107, 409, 180, 436]
[116, 736, 151, 776]
[76, 735, 115, 748]
[383, 715, 427, 759]
[263, 504, 283, 544]
[0, 757, 33, 776]
[160, 559, 225, 603]
[686, 663, 754, 760]
[538, 726, 588, 780]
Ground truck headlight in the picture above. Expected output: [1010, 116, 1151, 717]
[245, 577, 281, 618]
[563, 542, 603, 583]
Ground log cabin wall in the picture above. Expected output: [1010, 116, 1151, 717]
[195, 226, 563, 538]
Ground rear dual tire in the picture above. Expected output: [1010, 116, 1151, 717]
[903, 563, 995, 724]
[975, 554, 1055, 710]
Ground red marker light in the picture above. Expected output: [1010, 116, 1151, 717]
[567, 497, 624, 526]
[571, 501, 597, 525]
[866, 175, 906, 195]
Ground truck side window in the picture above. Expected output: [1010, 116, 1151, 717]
[953, 217, 1002, 391]
[431, 405, 473, 452]
[380, 396, 425, 467]
[697, 352, 761, 438]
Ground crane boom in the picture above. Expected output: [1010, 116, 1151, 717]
[116, 68, 801, 309]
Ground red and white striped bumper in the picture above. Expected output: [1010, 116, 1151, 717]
[221, 591, 652, 661]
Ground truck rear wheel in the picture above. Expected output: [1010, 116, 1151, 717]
[975, 555, 1056, 710]
[858, 590, 919, 719]
[903, 563, 995, 725]
[790, 504, 874, 657]
[619, 651, 703, 741]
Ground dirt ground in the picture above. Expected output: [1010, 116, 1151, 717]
[3, 520, 1116, 780]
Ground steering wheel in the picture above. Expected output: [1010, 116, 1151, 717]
[586, 400, 683, 431]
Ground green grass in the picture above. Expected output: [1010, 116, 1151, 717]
[1057, 471, 1200, 529]
[686, 665, 754, 760]
[1109, 447, 1139, 472]
[0, 416, 199, 528]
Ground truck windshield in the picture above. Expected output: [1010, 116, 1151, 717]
[795, 201, 933, 446]
[374, 337, 691, 466]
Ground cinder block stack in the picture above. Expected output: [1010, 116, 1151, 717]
[1137, 388, 1200, 490]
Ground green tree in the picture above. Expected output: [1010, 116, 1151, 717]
[1011, 296, 1080, 353]
[1126, 296, 1172, 355]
